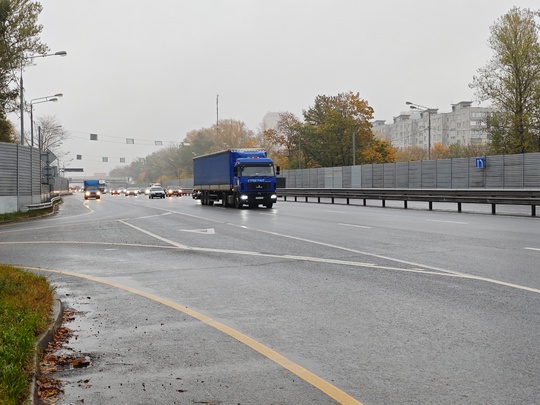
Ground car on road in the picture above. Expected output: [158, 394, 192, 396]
[166, 186, 182, 197]
[149, 186, 166, 199]
[125, 187, 140, 196]
[110, 187, 125, 195]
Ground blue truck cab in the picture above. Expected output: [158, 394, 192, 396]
[83, 179, 101, 200]
[193, 149, 280, 208]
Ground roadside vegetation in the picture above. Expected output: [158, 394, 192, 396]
[0, 265, 54, 405]
[0, 206, 55, 224]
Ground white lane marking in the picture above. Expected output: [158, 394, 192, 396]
[525, 247, 540, 252]
[118, 220, 190, 250]
[134, 212, 172, 220]
[427, 219, 468, 225]
[3, 239, 540, 294]
[339, 223, 372, 229]
[325, 210, 347, 214]
[38, 203, 539, 295]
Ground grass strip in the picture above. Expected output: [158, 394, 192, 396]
[0, 265, 54, 405]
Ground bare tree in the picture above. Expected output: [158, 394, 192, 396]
[36, 115, 68, 157]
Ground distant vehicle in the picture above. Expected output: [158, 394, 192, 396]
[98, 180, 108, 194]
[125, 187, 139, 196]
[83, 180, 101, 200]
[110, 187, 124, 196]
[166, 186, 182, 197]
[149, 186, 166, 199]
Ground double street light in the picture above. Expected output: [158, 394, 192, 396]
[406, 101, 434, 160]
[30, 93, 63, 147]
[20, 51, 67, 145]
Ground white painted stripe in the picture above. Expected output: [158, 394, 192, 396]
[525, 247, 540, 252]
[118, 219, 190, 249]
[426, 219, 468, 225]
[338, 223, 372, 229]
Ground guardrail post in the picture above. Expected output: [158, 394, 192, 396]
[492, 204, 496, 215]
[532, 205, 537, 217]
[382, 199, 386, 208]
[429, 201, 433, 211]
[363, 198, 366, 206]
[404, 201, 408, 209]
[457, 202, 462, 213]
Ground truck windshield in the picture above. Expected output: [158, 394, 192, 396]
[241, 165, 274, 177]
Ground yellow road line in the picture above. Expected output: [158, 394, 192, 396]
[26, 266, 363, 405]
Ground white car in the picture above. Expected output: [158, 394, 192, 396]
[148, 186, 166, 199]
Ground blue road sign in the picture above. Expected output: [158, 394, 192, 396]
[476, 157, 486, 168]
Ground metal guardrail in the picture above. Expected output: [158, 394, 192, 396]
[27, 196, 62, 211]
[278, 188, 540, 217]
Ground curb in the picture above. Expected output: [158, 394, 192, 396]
[31, 297, 64, 405]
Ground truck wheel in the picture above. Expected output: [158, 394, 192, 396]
[234, 194, 242, 209]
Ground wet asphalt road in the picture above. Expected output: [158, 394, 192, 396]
[1, 193, 540, 404]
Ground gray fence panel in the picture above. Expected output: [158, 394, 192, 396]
[421, 161, 436, 188]
[333, 167, 343, 188]
[435, 159, 452, 188]
[295, 169, 303, 188]
[372, 164, 384, 188]
[362, 165, 373, 188]
[485, 155, 504, 188]
[32, 149, 42, 195]
[451, 158, 469, 188]
[343, 166, 352, 188]
[280, 152, 539, 190]
[524, 153, 540, 188]
[351, 165, 362, 188]
[504, 154, 524, 188]
[409, 161, 421, 188]
[383, 163, 396, 188]
[0, 143, 17, 196]
[315, 168, 324, 188]
[396, 162, 409, 188]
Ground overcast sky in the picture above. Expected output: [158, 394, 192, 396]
[20, 0, 539, 176]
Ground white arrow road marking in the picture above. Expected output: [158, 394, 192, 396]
[179, 228, 215, 234]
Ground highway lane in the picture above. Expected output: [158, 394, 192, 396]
[1, 193, 539, 404]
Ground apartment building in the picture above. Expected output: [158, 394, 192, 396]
[373, 101, 492, 149]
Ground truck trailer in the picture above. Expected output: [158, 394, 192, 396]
[83, 179, 101, 200]
[193, 149, 280, 208]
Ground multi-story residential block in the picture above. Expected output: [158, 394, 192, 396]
[372, 101, 492, 149]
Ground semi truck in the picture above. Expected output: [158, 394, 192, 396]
[193, 149, 280, 208]
[83, 179, 101, 200]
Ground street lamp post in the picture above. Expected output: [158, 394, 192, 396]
[30, 94, 62, 147]
[406, 101, 434, 160]
[20, 51, 67, 145]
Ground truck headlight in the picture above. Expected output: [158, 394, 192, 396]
[271, 194, 277, 200]
[240, 194, 248, 201]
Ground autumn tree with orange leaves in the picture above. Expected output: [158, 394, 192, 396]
[272, 92, 396, 168]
